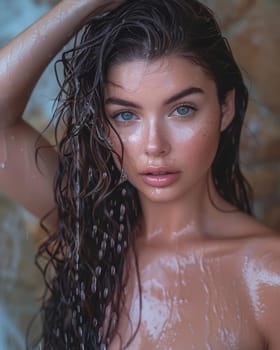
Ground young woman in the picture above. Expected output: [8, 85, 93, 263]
[0, 0, 279, 349]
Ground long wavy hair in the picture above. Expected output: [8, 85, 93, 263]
[32, 0, 252, 348]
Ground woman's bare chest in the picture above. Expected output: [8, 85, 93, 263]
[111, 248, 263, 350]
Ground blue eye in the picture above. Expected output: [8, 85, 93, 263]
[114, 111, 135, 122]
[173, 105, 194, 117]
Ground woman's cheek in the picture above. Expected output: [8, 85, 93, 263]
[109, 124, 142, 169]
[191, 126, 221, 165]
[117, 125, 143, 155]
[168, 123, 195, 142]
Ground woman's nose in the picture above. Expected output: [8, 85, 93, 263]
[144, 119, 171, 157]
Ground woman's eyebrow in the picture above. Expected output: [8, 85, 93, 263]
[164, 87, 204, 105]
[105, 87, 204, 108]
[105, 97, 141, 109]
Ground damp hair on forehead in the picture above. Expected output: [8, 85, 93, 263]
[31, 0, 252, 349]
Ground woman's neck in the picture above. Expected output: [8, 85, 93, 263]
[138, 175, 234, 244]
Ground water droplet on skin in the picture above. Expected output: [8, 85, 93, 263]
[81, 290, 86, 301]
[88, 167, 93, 178]
[0, 163, 6, 169]
[99, 250, 103, 260]
[78, 326, 83, 337]
[117, 244, 122, 254]
[111, 266, 116, 276]
[56, 328, 60, 337]
[110, 238, 115, 248]
[98, 327, 103, 342]
[96, 266, 102, 276]
[103, 288, 109, 299]
[123, 241, 128, 249]
[93, 318, 98, 327]
[91, 277, 96, 294]
[120, 204, 126, 215]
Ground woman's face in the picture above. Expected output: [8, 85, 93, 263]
[104, 56, 234, 205]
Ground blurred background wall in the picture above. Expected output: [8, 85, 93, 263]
[0, 0, 279, 349]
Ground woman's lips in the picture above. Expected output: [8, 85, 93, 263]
[140, 170, 180, 187]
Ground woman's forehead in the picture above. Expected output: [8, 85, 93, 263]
[105, 56, 213, 95]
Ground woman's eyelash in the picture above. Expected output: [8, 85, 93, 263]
[110, 104, 197, 121]
[112, 110, 136, 121]
[172, 104, 197, 116]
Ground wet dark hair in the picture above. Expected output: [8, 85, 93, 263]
[33, 0, 252, 349]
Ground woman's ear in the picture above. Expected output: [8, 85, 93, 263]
[220, 89, 235, 131]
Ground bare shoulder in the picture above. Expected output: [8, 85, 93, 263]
[234, 214, 280, 349]
[221, 208, 279, 239]
[229, 212, 280, 295]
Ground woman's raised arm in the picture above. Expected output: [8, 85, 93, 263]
[0, 0, 124, 227]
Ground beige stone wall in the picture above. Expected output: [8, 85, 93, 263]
[205, 0, 280, 230]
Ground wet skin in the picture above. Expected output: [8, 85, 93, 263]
[112, 231, 280, 350]
[105, 57, 236, 234]
[104, 57, 280, 349]
[0, 0, 278, 347]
